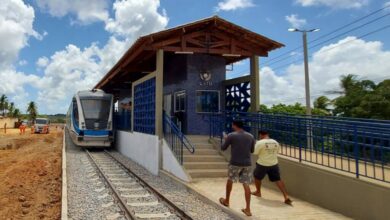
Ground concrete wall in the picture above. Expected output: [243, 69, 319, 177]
[162, 140, 191, 182]
[116, 130, 159, 175]
[267, 157, 390, 220]
[163, 54, 226, 135]
[211, 138, 390, 220]
[0, 117, 18, 128]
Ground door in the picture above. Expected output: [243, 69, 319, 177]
[174, 91, 186, 133]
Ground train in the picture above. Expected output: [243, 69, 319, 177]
[66, 89, 114, 147]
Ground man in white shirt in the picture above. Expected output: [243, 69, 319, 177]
[252, 130, 292, 205]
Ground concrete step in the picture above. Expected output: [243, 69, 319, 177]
[187, 136, 210, 143]
[192, 144, 215, 149]
[184, 162, 228, 170]
[183, 149, 219, 155]
[187, 169, 228, 178]
[183, 155, 226, 162]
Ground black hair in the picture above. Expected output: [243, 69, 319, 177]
[259, 130, 269, 136]
[232, 120, 244, 129]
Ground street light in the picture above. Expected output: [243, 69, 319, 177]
[288, 28, 320, 116]
[289, 28, 319, 151]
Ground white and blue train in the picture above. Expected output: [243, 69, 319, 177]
[66, 89, 114, 147]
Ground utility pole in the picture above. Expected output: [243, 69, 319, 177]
[288, 28, 319, 115]
[289, 28, 319, 150]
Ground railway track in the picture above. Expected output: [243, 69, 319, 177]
[86, 149, 193, 220]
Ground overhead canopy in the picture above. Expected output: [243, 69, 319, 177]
[95, 16, 284, 92]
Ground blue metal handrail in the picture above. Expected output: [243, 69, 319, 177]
[208, 111, 390, 183]
[163, 114, 195, 164]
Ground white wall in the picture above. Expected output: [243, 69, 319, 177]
[116, 131, 159, 175]
[162, 140, 190, 182]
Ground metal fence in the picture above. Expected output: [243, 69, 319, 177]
[209, 111, 390, 183]
[114, 110, 132, 130]
[163, 114, 195, 164]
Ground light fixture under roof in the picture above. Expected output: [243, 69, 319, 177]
[222, 54, 241, 57]
[175, 51, 194, 54]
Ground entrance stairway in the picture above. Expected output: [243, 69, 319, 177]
[183, 136, 228, 179]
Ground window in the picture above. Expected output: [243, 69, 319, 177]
[174, 91, 186, 112]
[72, 98, 79, 125]
[196, 90, 220, 113]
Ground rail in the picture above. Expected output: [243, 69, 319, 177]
[163, 114, 195, 164]
[209, 111, 390, 183]
[86, 149, 193, 219]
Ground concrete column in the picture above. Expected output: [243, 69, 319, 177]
[155, 49, 164, 139]
[250, 55, 260, 112]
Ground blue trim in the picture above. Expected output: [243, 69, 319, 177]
[84, 130, 110, 136]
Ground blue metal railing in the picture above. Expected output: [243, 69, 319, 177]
[163, 114, 195, 164]
[114, 110, 132, 130]
[209, 111, 390, 183]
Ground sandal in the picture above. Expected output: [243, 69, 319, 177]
[219, 198, 229, 207]
[241, 208, 252, 217]
[285, 198, 293, 206]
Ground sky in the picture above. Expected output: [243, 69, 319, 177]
[1, 0, 390, 114]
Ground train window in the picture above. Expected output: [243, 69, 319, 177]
[72, 98, 79, 125]
[80, 99, 111, 120]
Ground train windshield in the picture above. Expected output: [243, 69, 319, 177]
[80, 98, 111, 129]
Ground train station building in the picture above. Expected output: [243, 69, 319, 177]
[95, 16, 283, 136]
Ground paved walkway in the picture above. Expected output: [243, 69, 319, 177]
[190, 178, 351, 220]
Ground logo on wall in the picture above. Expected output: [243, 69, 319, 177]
[199, 71, 213, 86]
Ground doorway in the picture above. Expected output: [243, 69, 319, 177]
[174, 91, 186, 133]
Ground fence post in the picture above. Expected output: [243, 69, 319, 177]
[298, 117, 302, 162]
[180, 133, 184, 165]
[353, 126, 359, 178]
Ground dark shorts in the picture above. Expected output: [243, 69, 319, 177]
[253, 163, 281, 182]
[228, 165, 252, 184]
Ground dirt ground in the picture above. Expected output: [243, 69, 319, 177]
[0, 127, 63, 219]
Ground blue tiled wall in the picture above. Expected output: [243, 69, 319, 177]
[163, 53, 226, 135]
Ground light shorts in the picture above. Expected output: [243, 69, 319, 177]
[228, 165, 252, 184]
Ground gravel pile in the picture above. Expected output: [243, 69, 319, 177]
[109, 151, 235, 220]
[66, 133, 126, 220]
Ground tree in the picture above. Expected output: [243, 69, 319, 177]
[313, 96, 332, 115]
[0, 94, 8, 116]
[8, 102, 14, 117]
[27, 101, 38, 121]
[12, 108, 21, 119]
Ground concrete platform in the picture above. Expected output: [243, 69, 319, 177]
[189, 178, 351, 220]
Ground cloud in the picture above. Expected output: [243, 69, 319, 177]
[0, 0, 39, 68]
[105, 0, 168, 39]
[215, 0, 255, 12]
[295, 0, 369, 9]
[260, 37, 390, 105]
[35, 0, 109, 24]
[18, 60, 28, 66]
[385, 1, 390, 10]
[285, 14, 307, 28]
[36, 56, 49, 68]
[33, 0, 169, 113]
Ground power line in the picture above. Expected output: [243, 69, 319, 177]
[268, 24, 390, 72]
[261, 4, 390, 66]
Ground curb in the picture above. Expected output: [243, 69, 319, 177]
[61, 131, 68, 220]
[159, 170, 247, 220]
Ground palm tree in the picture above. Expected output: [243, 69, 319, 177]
[8, 102, 14, 117]
[0, 94, 8, 116]
[314, 96, 331, 111]
[27, 101, 38, 122]
[12, 108, 21, 119]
